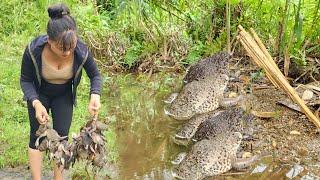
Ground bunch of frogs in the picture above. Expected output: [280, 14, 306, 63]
[165, 52, 261, 179]
[171, 106, 261, 179]
[165, 52, 244, 144]
[35, 119, 108, 169]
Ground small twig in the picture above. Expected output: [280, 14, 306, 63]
[231, 39, 240, 56]
[93, 114, 98, 121]
[219, 171, 248, 176]
[85, 164, 91, 179]
[252, 85, 275, 90]
[86, 33, 105, 50]
[293, 69, 310, 83]
[309, 71, 317, 82]
[226, 0, 231, 53]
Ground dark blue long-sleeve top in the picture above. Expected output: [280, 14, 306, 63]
[20, 35, 102, 106]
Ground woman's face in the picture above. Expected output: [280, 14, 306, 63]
[48, 38, 77, 59]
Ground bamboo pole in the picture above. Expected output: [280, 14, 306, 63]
[226, 0, 231, 53]
[249, 28, 282, 74]
[237, 25, 320, 128]
[237, 27, 280, 88]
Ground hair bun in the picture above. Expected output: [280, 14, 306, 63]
[48, 3, 70, 19]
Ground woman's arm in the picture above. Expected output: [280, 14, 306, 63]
[83, 50, 102, 116]
[83, 50, 102, 95]
[20, 45, 49, 124]
[20, 45, 39, 102]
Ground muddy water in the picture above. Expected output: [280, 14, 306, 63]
[103, 74, 320, 179]
[104, 74, 186, 179]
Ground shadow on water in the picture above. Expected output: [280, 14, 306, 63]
[102, 73, 320, 179]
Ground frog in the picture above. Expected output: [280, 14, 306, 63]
[183, 52, 230, 84]
[165, 74, 243, 121]
[193, 107, 254, 142]
[35, 124, 68, 149]
[172, 132, 259, 179]
[176, 106, 254, 144]
[164, 51, 241, 120]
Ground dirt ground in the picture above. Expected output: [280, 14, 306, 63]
[216, 63, 320, 179]
[0, 166, 56, 180]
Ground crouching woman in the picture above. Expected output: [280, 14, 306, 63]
[20, 3, 102, 180]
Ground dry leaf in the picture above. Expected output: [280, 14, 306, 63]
[239, 75, 250, 84]
[289, 130, 301, 135]
[242, 152, 252, 158]
[228, 92, 238, 98]
[304, 82, 320, 92]
[302, 90, 314, 100]
[251, 110, 278, 118]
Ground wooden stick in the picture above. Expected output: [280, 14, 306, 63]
[237, 35, 280, 89]
[249, 28, 282, 74]
[239, 30, 316, 124]
[237, 25, 320, 128]
[240, 31, 292, 98]
[238, 28, 294, 96]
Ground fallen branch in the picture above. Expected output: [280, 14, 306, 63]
[237, 25, 320, 128]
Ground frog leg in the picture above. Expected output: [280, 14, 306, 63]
[61, 158, 65, 167]
[90, 144, 96, 154]
[231, 155, 260, 170]
[47, 140, 51, 149]
[49, 152, 54, 160]
[171, 152, 187, 165]
[164, 108, 174, 117]
[175, 111, 222, 140]
[164, 107, 193, 120]
[175, 120, 201, 140]
[164, 93, 179, 104]
[219, 95, 244, 108]
[58, 135, 68, 141]
[35, 133, 47, 148]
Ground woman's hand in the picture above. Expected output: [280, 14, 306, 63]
[33, 100, 49, 124]
[88, 94, 101, 116]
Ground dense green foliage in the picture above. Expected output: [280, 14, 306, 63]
[86, 0, 320, 73]
[1, 0, 320, 72]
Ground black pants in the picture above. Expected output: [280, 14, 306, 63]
[28, 80, 73, 149]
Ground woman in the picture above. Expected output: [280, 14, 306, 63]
[20, 3, 102, 180]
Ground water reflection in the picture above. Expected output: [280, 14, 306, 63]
[105, 74, 185, 179]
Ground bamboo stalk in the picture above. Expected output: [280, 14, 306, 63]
[239, 27, 291, 93]
[239, 30, 295, 100]
[249, 28, 282, 74]
[238, 38, 278, 87]
[237, 31, 280, 88]
[237, 25, 320, 128]
[226, 0, 231, 53]
[239, 28, 294, 98]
